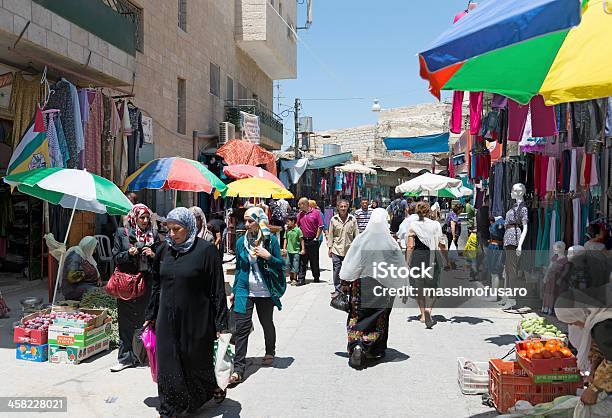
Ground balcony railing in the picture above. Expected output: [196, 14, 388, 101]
[33, 0, 141, 55]
[225, 99, 284, 146]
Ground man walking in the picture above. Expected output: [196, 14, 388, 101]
[328, 199, 359, 297]
[296, 197, 323, 286]
[354, 198, 373, 233]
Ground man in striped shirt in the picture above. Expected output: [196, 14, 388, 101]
[354, 198, 373, 232]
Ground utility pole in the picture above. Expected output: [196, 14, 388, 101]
[294, 98, 300, 159]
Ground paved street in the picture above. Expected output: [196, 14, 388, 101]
[0, 239, 523, 418]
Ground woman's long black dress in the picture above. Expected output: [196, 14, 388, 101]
[113, 227, 159, 366]
[146, 238, 228, 418]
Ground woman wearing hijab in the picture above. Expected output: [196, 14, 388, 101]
[229, 207, 286, 385]
[61, 236, 101, 301]
[339, 208, 407, 369]
[555, 291, 612, 412]
[144, 207, 229, 417]
[111, 203, 160, 372]
[406, 202, 450, 329]
[189, 206, 215, 243]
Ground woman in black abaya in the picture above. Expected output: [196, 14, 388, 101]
[145, 207, 228, 417]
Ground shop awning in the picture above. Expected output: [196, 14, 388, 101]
[307, 152, 352, 170]
[383, 133, 450, 153]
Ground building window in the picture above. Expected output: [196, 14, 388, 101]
[210, 63, 220, 97]
[238, 82, 247, 101]
[279, 1, 283, 15]
[178, 0, 187, 31]
[177, 78, 186, 134]
[226, 76, 234, 101]
[270, 0, 274, 7]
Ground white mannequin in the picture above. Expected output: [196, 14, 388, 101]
[552, 241, 566, 260]
[502, 183, 529, 312]
[510, 183, 528, 257]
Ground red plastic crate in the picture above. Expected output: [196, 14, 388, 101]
[489, 359, 582, 413]
[515, 341, 580, 383]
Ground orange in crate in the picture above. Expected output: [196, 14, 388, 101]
[489, 359, 582, 413]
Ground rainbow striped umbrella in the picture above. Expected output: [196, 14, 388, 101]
[122, 157, 227, 194]
[419, 0, 612, 105]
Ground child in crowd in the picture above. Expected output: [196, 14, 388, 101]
[282, 215, 305, 286]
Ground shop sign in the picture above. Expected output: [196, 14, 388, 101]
[142, 116, 153, 144]
[240, 111, 260, 145]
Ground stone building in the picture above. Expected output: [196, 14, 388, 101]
[0, 0, 297, 157]
[308, 102, 455, 197]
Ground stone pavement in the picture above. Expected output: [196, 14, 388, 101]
[0, 239, 527, 418]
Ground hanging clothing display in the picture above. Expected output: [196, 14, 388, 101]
[46, 79, 81, 168]
[82, 90, 104, 175]
[9, 73, 44, 149]
[450, 91, 483, 134]
[44, 114, 63, 168]
[507, 95, 557, 141]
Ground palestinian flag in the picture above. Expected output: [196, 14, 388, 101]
[7, 106, 49, 176]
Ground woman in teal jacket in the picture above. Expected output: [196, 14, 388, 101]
[230, 207, 286, 385]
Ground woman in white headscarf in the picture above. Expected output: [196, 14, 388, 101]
[406, 202, 450, 329]
[190, 206, 215, 243]
[555, 290, 612, 412]
[339, 208, 407, 369]
[61, 236, 101, 301]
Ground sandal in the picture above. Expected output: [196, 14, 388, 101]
[262, 354, 274, 366]
[213, 388, 226, 404]
[228, 372, 242, 386]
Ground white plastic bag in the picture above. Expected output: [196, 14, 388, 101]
[574, 393, 612, 418]
[214, 333, 234, 390]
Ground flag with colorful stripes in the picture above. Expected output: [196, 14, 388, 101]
[7, 106, 49, 176]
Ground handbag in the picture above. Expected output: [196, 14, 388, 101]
[105, 268, 145, 301]
[330, 292, 350, 313]
[105, 228, 146, 301]
[141, 326, 157, 383]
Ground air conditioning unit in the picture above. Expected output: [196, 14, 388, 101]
[218, 122, 235, 145]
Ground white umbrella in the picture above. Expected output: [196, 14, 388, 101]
[395, 172, 462, 194]
[337, 163, 377, 175]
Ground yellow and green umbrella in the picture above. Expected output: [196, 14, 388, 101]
[420, 0, 612, 105]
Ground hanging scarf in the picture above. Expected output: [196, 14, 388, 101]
[165, 207, 197, 253]
[244, 207, 270, 253]
[126, 203, 154, 245]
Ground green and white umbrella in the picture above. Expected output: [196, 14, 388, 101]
[3, 167, 133, 306]
[4, 167, 133, 215]
[404, 186, 473, 199]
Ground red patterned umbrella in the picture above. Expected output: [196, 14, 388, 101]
[223, 164, 284, 188]
[216, 139, 277, 175]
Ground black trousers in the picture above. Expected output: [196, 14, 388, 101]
[117, 290, 149, 365]
[233, 297, 276, 375]
[298, 238, 320, 282]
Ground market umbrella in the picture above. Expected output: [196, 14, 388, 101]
[223, 164, 285, 188]
[225, 178, 293, 199]
[404, 186, 472, 199]
[123, 157, 226, 194]
[3, 167, 133, 305]
[395, 172, 462, 194]
[336, 163, 377, 175]
[420, 0, 611, 105]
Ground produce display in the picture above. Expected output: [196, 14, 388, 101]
[21, 312, 55, 332]
[519, 317, 566, 340]
[79, 288, 119, 349]
[516, 339, 573, 360]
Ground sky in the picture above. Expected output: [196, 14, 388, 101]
[277, 0, 472, 149]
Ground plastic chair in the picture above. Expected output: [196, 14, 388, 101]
[94, 235, 114, 278]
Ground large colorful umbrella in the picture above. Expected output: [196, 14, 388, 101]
[223, 164, 285, 188]
[122, 157, 227, 194]
[420, 0, 611, 105]
[3, 167, 133, 306]
[225, 178, 293, 199]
